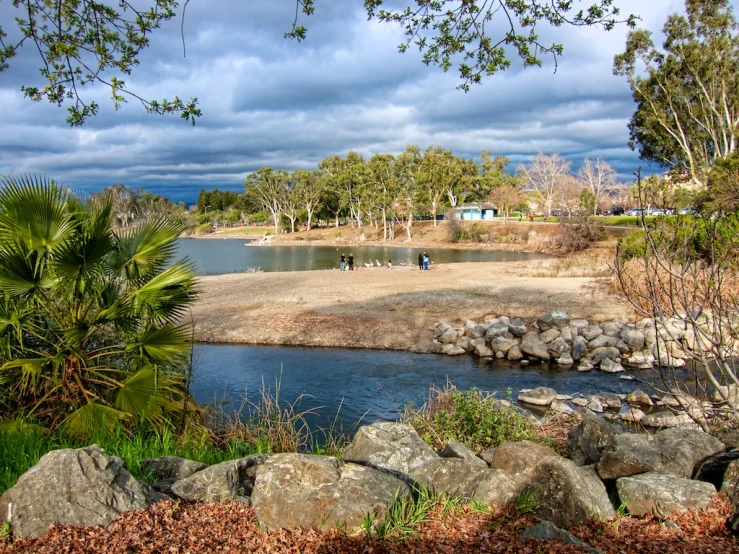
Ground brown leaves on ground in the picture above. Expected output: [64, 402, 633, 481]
[2, 496, 738, 554]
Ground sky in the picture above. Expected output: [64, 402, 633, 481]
[0, 0, 727, 204]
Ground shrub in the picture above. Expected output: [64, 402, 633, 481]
[195, 222, 214, 234]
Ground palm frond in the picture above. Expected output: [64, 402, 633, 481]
[110, 218, 185, 282]
[126, 323, 191, 364]
[60, 402, 131, 438]
[0, 243, 57, 298]
[128, 259, 198, 321]
[114, 364, 184, 429]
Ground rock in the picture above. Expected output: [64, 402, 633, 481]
[343, 422, 438, 479]
[627, 389, 654, 406]
[508, 318, 528, 337]
[557, 352, 574, 366]
[170, 455, 268, 502]
[655, 428, 725, 478]
[616, 472, 716, 518]
[619, 406, 645, 423]
[521, 332, 551, 361]
[538, 329, 560, 344]
[620, 328, 646, 349]
[140, 456, 207, 482]
[616, 340, 631, 354]
[438, 327, 458, 344]
[440, 439, 489, 470]
[570, 318, 589, 330]
[712, 385, 739, 406]
[411, 458, 489, 496]
[548, 337, 570, 357]
[589, 335, 621, 349]
[572, 397, 589, 407]
[456, 336, 472, 351]
[0, 445, 162, 538]
[488, 441, 559, 475]
[507, 344, 523, 360]
[467, 323, 489, 339]
[722, 460, 739, 505]
[434, 322, 452, 339]
[591, 392, 622, 409]
[485, 319, 510, 341]
[250, 453, 411, 532]
[577, 360, 594, 372]
[472, 470, 521, 508]
[520, 359, 530, 366]
[626, 350, 654, 368]
[537, 311, 570, 331]
[474, 344, 494, 357]
[600, 321, 623, 337]
[445, 345, 467, 356]
[591, 347, 620, 364]
[522, 457, 615, 528]
[692, 450, 739, 490]
[519, 521, 601, 554]
[490, 336, 516, 353]
[642, 411, 697, 429]
[518, 386, 557, 407]
[571, 336, 589, 361]
[560, 327, 573, 342]
[567, 414, 621, 466]
[550, 400, 574, 415]
[599, 358, 625, 373]
[587, 398, 604, 413]
[581, 325, 603, 341]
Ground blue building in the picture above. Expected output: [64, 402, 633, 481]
[449, 202, 497, 221]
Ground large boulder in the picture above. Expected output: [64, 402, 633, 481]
[249, 453, 411, 532]
[472, 470, 521, 508]
[488, 441, 559, 475]
[616, 472, 716, 518]
[410, 459, 490, 496]
[519, 521, 601, 554]
[518, 387, 557, 407]
[485, 319, 510, 341]
[692, 450, 739, 490]
[567, 414, 621, 466]
[170, 455, 268, 502]
[522, 457, 615, 528]
[508, 318, 528, 337]
[571, 336, 589, 361]
[655, 428, 725, 478]
[140, 456, 207, 482]
[343, 422, 438, 479]
[521, 332, 551, 361]
[0, 445, 162, 538]
[440, 439, 488, 470]
[537, 311, 570, 331]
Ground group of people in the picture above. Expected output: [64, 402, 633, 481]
[338, 251, 429, 271]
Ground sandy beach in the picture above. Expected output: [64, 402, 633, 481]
[191, 259, 630, 352]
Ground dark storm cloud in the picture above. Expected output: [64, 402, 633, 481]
[0, 1, 715, 202]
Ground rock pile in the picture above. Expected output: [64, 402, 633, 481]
[2, 421, 737, 541]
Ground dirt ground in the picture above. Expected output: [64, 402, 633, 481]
[191, 222, 631, 351]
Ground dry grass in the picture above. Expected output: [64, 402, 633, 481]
[520, 253, 613, 278]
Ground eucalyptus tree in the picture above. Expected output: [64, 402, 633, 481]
[318, 155, 349, 227]
[518, 153, 572, 216]
[341, 152, 369, 228]
[292, 170, 323, 231]
[0, 176, 198, 436]
[394, 145, 423, 241]
[3, 1, 634, 124]
[281, 176, 301, 234]
[614, 0, 739, 186]
[367, 154, 398, 241]
[417, 146, 459, 226]
[245, 168, 291, 233]
[577, 158, 618, 215]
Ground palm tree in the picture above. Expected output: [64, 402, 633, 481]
[0, 176, 198, 437]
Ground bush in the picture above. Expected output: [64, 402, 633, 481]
[447, 220, 488, 243]
[402, 383, 547, 452]
[195, 222, 214, 234]
[554, 215, 605, 252]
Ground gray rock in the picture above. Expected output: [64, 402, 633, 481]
[550, 400, 575, 415]
[616, 472, 716, 518]
[474, 344, 494, 357]
[343, 422, 438, 479]
[170, 455, 268, 502]
[570, 319, 590, 330]
[468, 323, 489, 340]
[587, 398, 604, 413]
[434, 321, 452, 339]
[616, 340, 631, 354]
[490, 336, 516, 353]
[571, 336, 589, 361]
[655, 428, 725, 478]
[507, 344, 523, 360]
[522, 457, 616, 528]
[591, 347, 620, 364]
[577, 360, 594, 372]
[518, 387, 558, 407]
[567, 414, 621, 466]
[589, 335, 621, 348]
[572, 397, 589, 407]
[627, 389, 654, 406]
[508, 318, 528, 337]
[440, 439, 489, 470]
[438, 327, 458, 344]
[488, 440, 559, 474]
[619, 406, 646, 423]
[250, 453, 411, 532]
[557, 352, 574, 366]
[626, 350, 655, 368]
[591, 392, 622, 409]
[411, 458, 489, 496]
[537, 311, 570, 331]
[560, 327, 573, 342]
[722, 460, 739, 506]
[456, 336, 472, 351]
[485, 319, 510, 341]
[140, 456, 207, 482]
[642, 410, 697, 429]
[692, 450, 739, 491]
[538, 329, 561, 344]
[472, 469, 521, 508]
[521, 333, 551, 361]
[600, 321, 623, 337]
[520, 521, 602, 554]
[599, 358, 625, 373]
[620, 328, 646, 349]
[0, 445, 162, 538]
[581, 325, 603, 341]
[548, 337, 570, 357]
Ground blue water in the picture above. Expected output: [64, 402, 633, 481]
[176, 239, 549, 275]
[191, 344, 641, 431]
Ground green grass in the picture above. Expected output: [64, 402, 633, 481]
[600, 215, 658, 226]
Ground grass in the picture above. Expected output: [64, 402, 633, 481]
[402, 382, 550, 453]
[522, 253, 613, 277]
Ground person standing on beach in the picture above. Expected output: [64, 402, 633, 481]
[340, 253, 346, 271]
[418, 252, 423, 270]
[423, 251, 429, 271]
[348, 253, 354, 272]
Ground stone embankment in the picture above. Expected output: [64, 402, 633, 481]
[433, 310, 739, 429]
[2, 420, 739, 547]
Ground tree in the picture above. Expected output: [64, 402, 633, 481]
[417, 146, 459, 226]
[614, 0, 739, 187]
[488, 184, 524, 220]
[292, 170, 323, 231]
[245, 168, 290, 233]
[366, 154, 398, 241]
[518, 152, 572, 216]
[0, 176, 198, 436]
[394, 145, 422, 241]
[3, 1, 635, 124]
[577, 158, 618, 215]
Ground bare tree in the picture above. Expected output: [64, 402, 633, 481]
[518, 153, 571, 216]
[488, 184, 524, 221]
[577, 158, 617, 215]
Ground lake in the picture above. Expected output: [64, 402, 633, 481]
[176, 239, 548, 274]
[190, 344, 641, 431]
